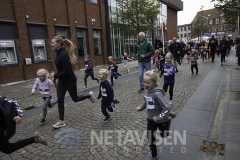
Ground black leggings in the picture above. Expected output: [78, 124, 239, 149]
[0, 137, 35, 154]
[163, 83, 174, 100]
[220, 50, 226, 63]
[84, 74, 98, 87]
[147, 119, 170, 158]
[57, 80, 90, 120]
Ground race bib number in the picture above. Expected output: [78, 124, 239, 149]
[145, 96, 155, 109]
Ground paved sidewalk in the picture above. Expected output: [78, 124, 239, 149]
[143, 50, 240, 160]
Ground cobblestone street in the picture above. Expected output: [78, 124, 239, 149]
[0, 55, 224, 159]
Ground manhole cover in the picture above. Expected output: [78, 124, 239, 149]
[230, 91, 240, 101]
[200, 140, 225, 156]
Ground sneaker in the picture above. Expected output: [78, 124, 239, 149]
[118, 73, 121, 76]
[169, 112, 176, 119]
[103, 116, 111, 122]
[111, 83, 114, 86]
[127, 69, 129, 74]
[138, 88, 144, 93]
[39, 118, 46, 125]
[89, 91, 95, 103]
[33, 132, 48, 145]
[84, 86, 87, 88]
[52, 121, 66, 129]
[114, 99, 119, 104]
[169, 100, 173, 105]
[221, 63, 223, 66]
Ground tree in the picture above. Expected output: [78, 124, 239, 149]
[191, 17, 210, 39]
[111, 0, 161, 37]
[211, 0, 240, 28]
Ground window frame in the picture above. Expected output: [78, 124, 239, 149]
[93, 28, 103, 56]
[76, 26, 89, 57]
[90, 0, 98, 4]
[209, 20, 213, 25]
[215, 18, 219, 24]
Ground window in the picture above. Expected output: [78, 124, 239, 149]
[90, 0, 98, 4]
[55, 28, 69, 39]
[76, 28, 88, 57]
[28, 25, 48, 62]
[181, 28, 183, 31]
[93, 30, 102, 55]
[0, 22, 19, 66]
[209, 20, 213, 25]
[184, 34, 186, 37]
[184, 27, 186, 31]
[188, 26, 190, 30]
[215, 18, 219, 24]
[181, 34, 183, 38]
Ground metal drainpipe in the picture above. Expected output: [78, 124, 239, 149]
[105, 0, 113, 57]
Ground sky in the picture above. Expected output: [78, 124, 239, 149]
[177, 0, 216, 25]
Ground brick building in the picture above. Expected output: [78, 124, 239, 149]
[0, 0, 183, 85]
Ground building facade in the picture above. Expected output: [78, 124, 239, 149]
[178, 24, 191, 42]
[191, 8, 235, 41]
[0, 0, 183, 85]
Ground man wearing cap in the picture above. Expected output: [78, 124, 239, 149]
[208, 35, 218, 62]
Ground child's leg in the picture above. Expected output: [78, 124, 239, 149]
[191, 65, 194, 74]
[90, 74, 99, 81]
[147, 119, 158, 158]
[110, 75, 114, 85]
[169, 84, 174, 100]
[45, 97, 57, 108]
[42, 97, 48, 119]
[84, 74, 89, 87]
[158, 121, 171, 138]
[195, 65, 198, 74]
[101, 102, 110, 117]
[163, 83, 169, 93]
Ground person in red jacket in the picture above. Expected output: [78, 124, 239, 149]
[0, 95, 47, 154]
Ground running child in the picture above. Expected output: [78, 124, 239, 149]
[122, 52, 133, 74]
[97, 69, 119, 122]
[108, 56, 121, 86]
[160, 53, 175, 105]
[202, 46, 208, 62]
[83, 55, 99, 88]
[151, 49, 161, 71]
[31, 68, 57, 124]
[185, 43, 191, 63]
[136, 70, 171, 160]
[190, 49, 199, 74]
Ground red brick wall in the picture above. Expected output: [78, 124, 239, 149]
[167, 7, 178, 40]
[0, 0, 107, 85]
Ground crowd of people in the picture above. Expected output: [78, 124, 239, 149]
[0, 32, 238, 160]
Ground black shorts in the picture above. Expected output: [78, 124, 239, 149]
[173, 53, 180, 62]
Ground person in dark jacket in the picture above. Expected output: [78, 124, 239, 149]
[50, 36, 95, 129]
[0, 95, 47, 154]
[169, 37, 183, 72]
[208, 35, 218, 62]
[83, 55, 99, 88]
[219, 35, 228, 66]
[133, 32, 154, 93]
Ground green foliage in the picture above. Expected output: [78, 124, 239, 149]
[211, 0, 240, 28]
[191, 17, 210, 38]
[111, 0, 161, 37]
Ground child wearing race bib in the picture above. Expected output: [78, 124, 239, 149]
[190, 49, 199, 75]
[83, 55, 99, 88]
[136, 70, 171, 160]
[31, 68, 57, 125]
[202, 46, 208, 62]
[97, 69, 119, 123]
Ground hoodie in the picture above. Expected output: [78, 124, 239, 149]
[32, 78, 56, 98]
[140, 85, 170, 123]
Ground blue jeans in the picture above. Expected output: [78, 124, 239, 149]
[138, 61, 151, 89]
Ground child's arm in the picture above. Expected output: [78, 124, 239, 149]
[151, 54, 157, 60]
[105, 83, 114, 102]
[136, 100, 146, 111]
[97, 85, 102, 99]
[152, 92, 170, 123]
[31, 80, 39, 95]
[48, 79, 56, 87]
